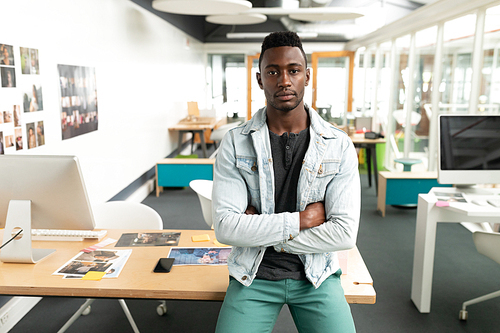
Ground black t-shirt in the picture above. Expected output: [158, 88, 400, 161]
[255, 127, 310, 281]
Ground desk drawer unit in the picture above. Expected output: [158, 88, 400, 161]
[156, 158, 215, 196]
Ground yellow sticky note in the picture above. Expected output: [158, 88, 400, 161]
[192, 234, 211, 242]
[214, 239, 230, 247]
[82, 271, 106, 281]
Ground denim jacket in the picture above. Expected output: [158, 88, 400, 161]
[212, 106, 360, 288]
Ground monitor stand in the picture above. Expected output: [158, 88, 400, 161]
[454, 185, 493, 195]
[0, 200, 55, 264]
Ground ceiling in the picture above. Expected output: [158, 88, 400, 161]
[131, 0, 436, 43]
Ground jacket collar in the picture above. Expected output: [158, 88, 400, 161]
[241, 105, 338, 140]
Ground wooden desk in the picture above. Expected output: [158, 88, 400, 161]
[169, 118, 225, 158]
[349, 134, 386, 195]
[0, 229, 375, 304]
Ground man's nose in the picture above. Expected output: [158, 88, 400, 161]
[278, 72, 291, 87]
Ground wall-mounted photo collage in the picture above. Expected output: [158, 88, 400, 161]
[0, 43, 45, 154]
[58, 64, 98, 140]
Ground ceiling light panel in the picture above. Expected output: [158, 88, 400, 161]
[152, 0, 252, 15]
[206, 13, 267, 25]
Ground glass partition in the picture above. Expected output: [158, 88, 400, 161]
[408, 26, 438, 169]
[480, 4, 500, 114]
[387, 35, 410, 169]
[440, 14, 477, 114]
[376, 41, 393, 134]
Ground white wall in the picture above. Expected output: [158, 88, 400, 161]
[0, 0, 206, 205]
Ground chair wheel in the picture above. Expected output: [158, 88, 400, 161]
[459, 310, 468, 321]
[157, 303, 167, 316]
[82, 306, 91, 316]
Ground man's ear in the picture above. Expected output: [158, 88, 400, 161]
[256, 72, 263, 89]
[305, 68, 310, 86]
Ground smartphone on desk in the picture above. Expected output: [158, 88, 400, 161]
[153, 258, 175, 273]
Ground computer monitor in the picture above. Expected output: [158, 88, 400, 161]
[438, 114, 500, 191]
[0, 155, 95, 263]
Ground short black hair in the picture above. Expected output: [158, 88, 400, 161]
[259, 31, 307, 70]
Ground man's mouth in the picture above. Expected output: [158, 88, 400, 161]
[275, 91, 296, 101]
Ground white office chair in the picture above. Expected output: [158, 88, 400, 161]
[189, 179, 213, 228]
[58, 201, 164, 333]
[209, 121, 241, 158]
[459, 231, 500, 320]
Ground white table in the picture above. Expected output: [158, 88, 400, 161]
[411, 187, 500, 313]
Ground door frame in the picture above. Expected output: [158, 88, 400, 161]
[311, 51, 355, 112]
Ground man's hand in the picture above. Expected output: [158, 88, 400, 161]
[245, 205, 258, 215]
[299, 202, 326, 230]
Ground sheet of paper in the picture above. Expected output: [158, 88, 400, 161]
[82, 271, 106, 281]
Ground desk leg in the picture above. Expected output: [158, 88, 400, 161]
[199, 130, 208, 158]
[366, 147, 372, 187]
[372, 145, 378, 195]
[177, 131, 184, 156]
[411, 195, 438, 313]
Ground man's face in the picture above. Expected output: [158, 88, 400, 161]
[257, 46, 310, 113]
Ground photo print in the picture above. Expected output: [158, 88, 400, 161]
[0, 44, 14, 66]
[3, 110, 12, 123]
[20, 47, 39, 75]
[14, 127, 22, 151]
[26, 122, 36, 149]
[30, 49, 39, 74]
[13, 105, 21, 126]
[36, 121, 44, 146]
[4, 134, 14, 148]
[58, 64, 98, 140]
[1, 67, 16, 88]
[23, 83, 43, 112]
[0, 132, 4, 155]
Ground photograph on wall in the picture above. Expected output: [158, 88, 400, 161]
[3, 110, 12, 123]
[13, 105, 21, 126]
[26, 122, 36, 149]
[0, 132, 4, 155]
[36, 121, 44, 147]
[19, 47, 40, 75]
[58, 64, 98, 140]
[14, 127, 22, 151]
[0, 44, 14, 66]
[4, 134, 14, 149]
[30, 49, 39, 74]
[22, 83, 43, 112]
[1, 67, 16, 88]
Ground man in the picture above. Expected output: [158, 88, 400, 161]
[212, 31, 360, 333]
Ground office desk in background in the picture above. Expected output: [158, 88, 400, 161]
[0, 229, 375, 304]
[411, 189, 500, 313]
[349, 134, 385, 194]
[169, 117, 225, 158]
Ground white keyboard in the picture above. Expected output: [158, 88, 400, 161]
[487, 198, 500, 208]
[31, 229, 107, 241]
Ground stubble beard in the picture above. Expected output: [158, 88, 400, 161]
[268, 93, 304, 113]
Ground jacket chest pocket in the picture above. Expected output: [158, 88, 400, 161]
[236, 157, 260, 199]
[309, 159, 340, 201]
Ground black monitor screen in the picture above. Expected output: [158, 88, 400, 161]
[440, 115, 500, 171]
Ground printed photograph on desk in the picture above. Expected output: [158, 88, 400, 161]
[434, 192, 467, 203]
[115, 232, 181, 247]
[53, 249, 132, 278]
[167, 247, 231, 266]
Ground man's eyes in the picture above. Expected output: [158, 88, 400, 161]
[267, 69, 300, 75]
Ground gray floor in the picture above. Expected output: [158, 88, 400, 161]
[9, 171, 500, 332]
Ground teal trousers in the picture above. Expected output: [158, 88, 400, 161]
[215, 271, 356, 333]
